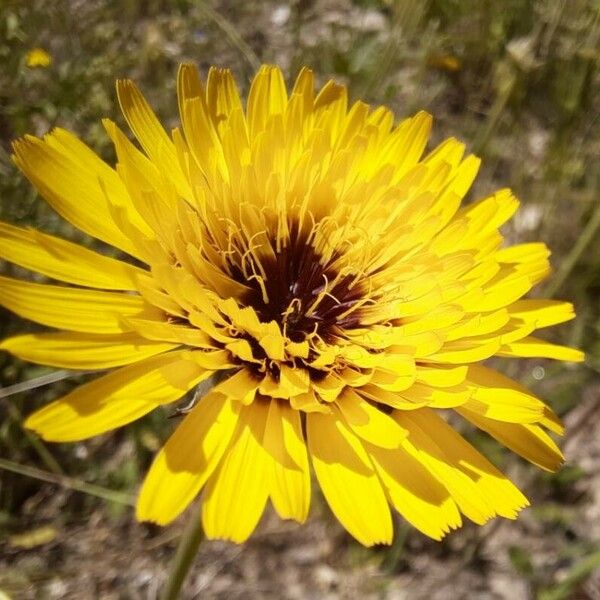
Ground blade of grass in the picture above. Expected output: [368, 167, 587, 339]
[1, 369, 94, 476]
[381, 519, 410, 573]
[194, 1, 261, 72]
[5, 402, 64, 475]
[0, 458, 134, 506]
[471, 65, 517, 156]
[359, 0, 429, 99]
[539, 550, 600, 600]
[0, 369, 86, 399]
[544, 170, 600, 297]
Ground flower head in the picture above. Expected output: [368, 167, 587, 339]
[0, 65, 583, 545]
[25, 48, 52, 68]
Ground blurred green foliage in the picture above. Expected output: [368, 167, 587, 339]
[0, 0, 599, 597]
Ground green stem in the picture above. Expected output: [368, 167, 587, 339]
[195, 1, 261, 72]
[381, 518, 410, 574]
[471, 68, 517, 156]
[160, 503, 205, 600]
[544, 179, 600, 297]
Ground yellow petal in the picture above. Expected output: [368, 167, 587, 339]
[459, 188, 519, 233]
[457, 405, 563, 471]
[0, 276, 150, 334]
[189, 349, 234, 370]
[370, 356, 417, 391]
[0, 221, 143, 290]
[366, 441, 462, 540]
[464, 274, 532, 312]
[206, 67, 244, 124]
[12, 131, 145, 258]
[335, 389, 408, 449]
[225, 338, 260, 362]
[400, 382, 472, 409]
[393, 306, 463, 338]
[25, 351, 211, 442]
[384, 111, 432, 180]
[247, 65, 288, 138]
[423, 136, 464, 170]
[496, 243, 551, 286]
[307, 411, 393, 546]
[264, 400, 311, 522]
[290, 389, 331, 414]
[286, 67, 314, 136]
[126, 317, 214, 348]
[279, 364, 310, 396]
[311, 371, 346, 402]
[508, 300, 576, 329]
[258, 322, 286, 360]
[497, 336, 584, 362]
[337, 366, 373, 388]
[416, 365, 468, 387]
[177, 63, 205, 119]
[214, 368, 262, 405]
[396, 409, 529, 524]
[116, 79, 191, 200]
[0, 331, 177, 369]
[137, 392, 239, 524]
[429, 154, 481, 229]
[202, 401, 271, 542]
[541, 407, 564, 435]
[359, 383, 428, 410]
[443, 309, 510, 342]
[427, 339, 501, 364]
[464, 365, 545, 423]
[103, 119, 179, 236]
[180, 95, 228, 182]
[389, 332, 444, 359]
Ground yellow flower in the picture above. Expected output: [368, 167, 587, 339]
[427, 53, 461, 72]
[0, 65, 583, 546]
[25, 48, 52, 68]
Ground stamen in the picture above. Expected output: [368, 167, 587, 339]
[248, 273, 269, 304]
[223, 219, 368, 344]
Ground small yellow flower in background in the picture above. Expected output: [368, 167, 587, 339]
[427, 53, 461, 72]
[25, 47, 52, 68]
[0, 65, 583, 546]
